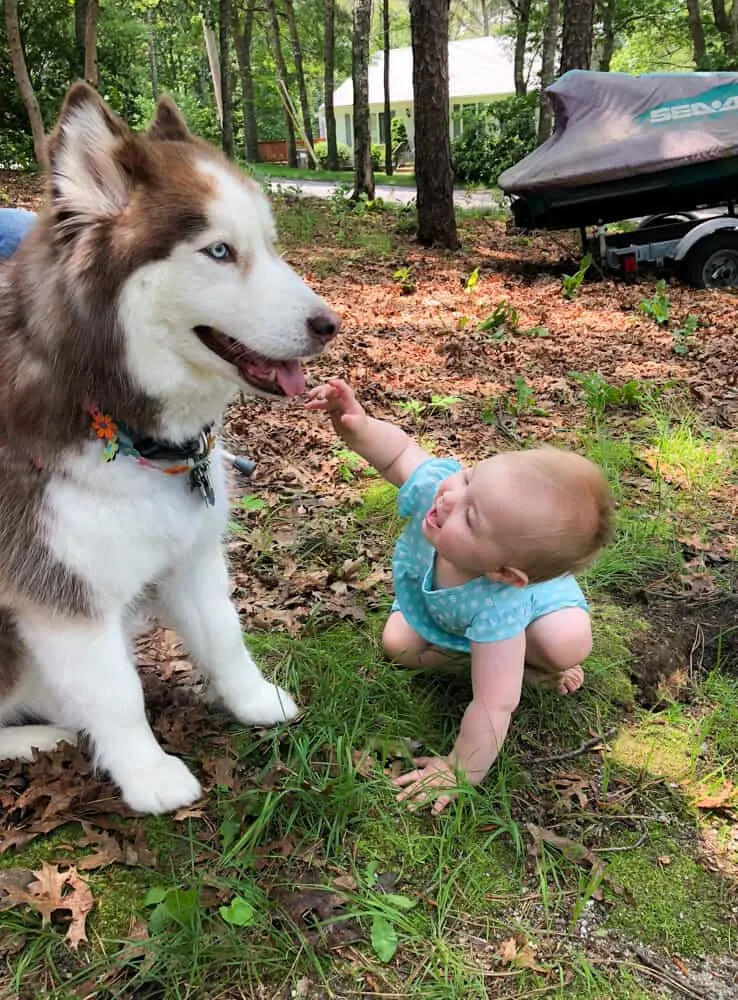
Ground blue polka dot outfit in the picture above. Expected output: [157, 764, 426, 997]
[391, 458, 588, 652]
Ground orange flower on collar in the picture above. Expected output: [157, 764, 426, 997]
[91, 411, 117, 441]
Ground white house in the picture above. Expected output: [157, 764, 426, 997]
[318, 35, 530, 154]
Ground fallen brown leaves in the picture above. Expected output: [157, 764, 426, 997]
[0, 862, 93, 949]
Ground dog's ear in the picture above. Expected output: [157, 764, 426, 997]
[147, 96, 193, 143]
[47, 81, 139, 219]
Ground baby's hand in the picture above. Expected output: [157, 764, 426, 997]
[305, 378, 366, 433]
[392, 756, 459, 816]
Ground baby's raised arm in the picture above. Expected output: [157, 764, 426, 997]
[306, 378, 430, 487]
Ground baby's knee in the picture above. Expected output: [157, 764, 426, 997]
[528, 608, 593, 671]
[382, 616, 426, 666]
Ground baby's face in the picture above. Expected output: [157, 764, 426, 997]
[421, 456, 524, 575]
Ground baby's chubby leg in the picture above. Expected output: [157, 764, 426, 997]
[382, 612, 466, 673]
[523, 607, 592, 695]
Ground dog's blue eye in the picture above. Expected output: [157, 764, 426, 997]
[203, 242, 233, 262]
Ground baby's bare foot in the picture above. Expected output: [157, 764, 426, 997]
[524, 664, 584, 695]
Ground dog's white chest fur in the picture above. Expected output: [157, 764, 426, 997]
[45, 443, 229, 609]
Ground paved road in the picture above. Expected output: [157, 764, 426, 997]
[264, 176, 502, 209]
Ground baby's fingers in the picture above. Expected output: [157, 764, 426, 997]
[393, 768, 426, 790]
[431, 793, 455, 816]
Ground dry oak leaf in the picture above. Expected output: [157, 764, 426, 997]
[0, 862, 94, 949]
[693, 781, 736, 811]
[496, 936, 548, 972]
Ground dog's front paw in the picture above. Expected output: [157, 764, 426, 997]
[226, 681, 299, 727]
[116, 753, 202, 815]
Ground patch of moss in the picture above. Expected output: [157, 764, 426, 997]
[701, 671, 738, 767]
[86, 867, 150, 940]
[508, 963, 661, 1000]
[0, 823, 85, 871]
[611, 717, 696, 782]
[585, 600, 643, 707]
[604, 829, 732, 954]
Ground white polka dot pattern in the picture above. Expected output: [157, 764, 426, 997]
[392, 458, 588, 652]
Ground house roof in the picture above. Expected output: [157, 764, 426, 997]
[330, 35, 520, 110]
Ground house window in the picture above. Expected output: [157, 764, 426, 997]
[452, 102, 482, 139]
[345, 113, 352, 147]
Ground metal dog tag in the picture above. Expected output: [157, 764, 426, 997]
[190, 462, 215, 507]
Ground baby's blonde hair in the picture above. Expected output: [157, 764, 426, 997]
[499, 448, 613, 583]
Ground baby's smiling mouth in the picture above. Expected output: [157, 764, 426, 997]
[425, 502, 440, 529]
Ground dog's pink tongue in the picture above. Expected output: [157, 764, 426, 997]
[239, 356, 305, 396]
[274, 360, 305, 396]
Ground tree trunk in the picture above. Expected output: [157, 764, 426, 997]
[84, 0, 99, 87]
[323, 0, 338, 169]
[219, 0, 234, 157]
[685, 0, 706, 66]
[598, 0, 616, 71]
[481, 0, 490, 34]
[409, 0, 459, 248]
[74, 0, 87, 78]
[283, 0, 314, 165]
[512, 0, 532, 97]
[352, 0, 374, 200]
[147, 5, 159, 100]
[711, 0, 732, 54]
[383, 0, 392, 175]
[267, 0, 297, 167]
[559, 0, 594, 74]
[202, 15, 223, 126]
[234, 0, 259, 162]
[4, 0, 48, 169]
[538, 0, 559, 144]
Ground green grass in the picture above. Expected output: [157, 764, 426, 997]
[249, 161, 417, 187]
[2, 213, 736, 997]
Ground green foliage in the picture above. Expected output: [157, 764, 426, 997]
[569, 372, 653, 425]
[314, 139, 352, 170]
[451, 93, 538, 187]
[477, 299, 519, 339]
[561, 254, 592, 300]
[672, 313, 699, 354]
[390, 116, 408, 163]
[370, 143, 385, 170]
[505, 376, 546, 417]
[639, 279, 670, 325]
[396, 395, 461, 423]
[392, 265, 415, 294]
[464, 265, 480, 292]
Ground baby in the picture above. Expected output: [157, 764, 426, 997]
[306, 379, 613, 814]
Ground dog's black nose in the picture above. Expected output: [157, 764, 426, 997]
[308, 308, 340, 343]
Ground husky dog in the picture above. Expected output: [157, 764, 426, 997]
[0, 84, 339, 814]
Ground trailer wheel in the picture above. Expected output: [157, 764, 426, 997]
[684, 230, 738, 288]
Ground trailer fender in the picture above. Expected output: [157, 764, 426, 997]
[673, 217, 738, 261]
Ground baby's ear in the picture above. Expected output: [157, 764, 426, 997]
[486, 566, 528, 588]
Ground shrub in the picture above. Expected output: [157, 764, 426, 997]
[370, 143, 385, 170]
[451, 93, 538, 187]
[391, 118, 409, 164]
[314, 140, 352, 169]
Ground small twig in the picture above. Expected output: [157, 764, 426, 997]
[688, 622, 704, 683]
[489, 985, 561, 1000]
[592, 829, 648, 853]
[593, 955, 714, 1000]
[533, 728, 617, 765]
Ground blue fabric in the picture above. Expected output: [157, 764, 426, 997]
[391, 458, 588, 652]
[0, 208, 36, 258]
